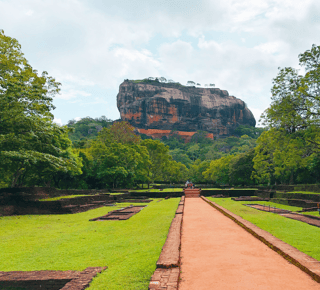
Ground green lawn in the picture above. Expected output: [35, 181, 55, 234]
[0, 198, 180, 289]
[302, 211, 320, 217]
[39, 194, 91, 201]
[39, 193, 113, 201]
[207, 197, 320, 261]
[244, 201, 303, 212]
[287, 191, 320, 195]
[131, 188, 183, 192]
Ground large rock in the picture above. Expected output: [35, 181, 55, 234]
[117, 79, 256, 137]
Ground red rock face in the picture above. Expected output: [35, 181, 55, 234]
[117, 80, 256, 138]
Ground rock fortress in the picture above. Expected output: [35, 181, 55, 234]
[117, 78, 256, 141]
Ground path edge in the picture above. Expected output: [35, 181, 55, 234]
[201, 196, 320, 283]
[148, 196, 185, 290]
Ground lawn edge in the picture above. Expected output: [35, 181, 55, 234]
[201, 196, 320, 283]
[148, 196, 184, 290]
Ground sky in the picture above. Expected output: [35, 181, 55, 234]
[1, 0, 320, 126]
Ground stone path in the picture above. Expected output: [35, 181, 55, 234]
[179, 198, 320, 290]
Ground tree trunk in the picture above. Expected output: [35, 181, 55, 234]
[11, 167, 23, 188]
[289, 171, 294, 185]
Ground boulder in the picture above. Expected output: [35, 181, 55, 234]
[117, 79, 256, 137]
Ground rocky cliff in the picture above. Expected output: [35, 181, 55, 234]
[117, 79, 256, 138]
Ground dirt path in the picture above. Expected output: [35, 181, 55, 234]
[179, 198, 320, 290]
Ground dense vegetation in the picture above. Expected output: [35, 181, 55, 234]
[1, 30, 320, 189]
[67, 116, 113, 143]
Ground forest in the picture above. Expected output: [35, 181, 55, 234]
[2, 30, 320, 189]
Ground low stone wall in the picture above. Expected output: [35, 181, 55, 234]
[271, 198, 319, 208]
[0, 267, 106, 290]
[149, 196, 184, 289]
[255, 184, 320, 193]
[274, 184, 320, 193]
[0, 194, 116, 216]
[255, 190, 275, 199]
[0, 187, 109, 200]
[130, 191, 183, 198]
[201, 189, 257, 197]
[273, 192, 320, 202]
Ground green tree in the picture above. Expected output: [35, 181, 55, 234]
[169, 148, 192, 168]
[141, 139, 171, 184]
[97, 121, 140, 145]
[229, 149, 255, 186]
[252, 129, 311, 185]
[203, 155, 234, 185]
[90, 141, 149, 188]
[261, 44, 320, 134]
[0, 30, 81, 187]
[189, 159, 210, 183]
[163, 160, 188, 183]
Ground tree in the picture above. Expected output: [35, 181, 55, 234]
[89, 141, 149, 188]
[97, 121, 140, 145]
[141, 139, 171, 184]
[189, 159, 210, 183]
[252, 129, 312, 185]
[170, 148, 192, 168]
[228, 149, 255, 186]
[261, 44, 320, 134]
[0, 30, 81, 187]
[186, 81, 195, 86]
[203, 155, 234, 185]
[187, 144, 200, 161]
[163, 160, 188, 183]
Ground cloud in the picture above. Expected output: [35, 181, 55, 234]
[2, 0, 320, 124]
[56, 89, 91, 101]
[250, 108, 265, 126]
[53, 118, 63, 126]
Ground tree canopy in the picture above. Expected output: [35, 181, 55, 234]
[0, 30, 81, 187]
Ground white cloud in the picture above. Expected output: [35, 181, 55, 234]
[53, 118, 63, 126]
[25, 9, 34, 16]
[56, 89, 91, 101]
[250, 108, 265, 126]
[2, 0, 320, 124]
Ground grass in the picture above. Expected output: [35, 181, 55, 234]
[39, 195, 91, 201]
[302, 211, 320, 217]
[39, 193, 112, 201]
[202, 188, 258, 190]
[0, 198, 180, 289]
[287, 191, 320, 195]
[246, 201, 303, 212]
[207, 197, 320, 261]
[131, 188, 183, 192]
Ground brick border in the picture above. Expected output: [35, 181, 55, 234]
[0, 267, 106, 290]
[149, 196, 185, 289]
[89, 205, 146, 221]
[201, 196, 320, 283]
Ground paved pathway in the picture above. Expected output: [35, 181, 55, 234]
[179, 198, 320, 290]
